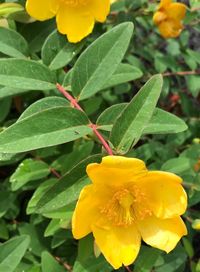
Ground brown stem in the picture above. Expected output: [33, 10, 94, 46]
[56, 83, 113, 155]
[50, 167, 62, 179]
[55, 256, 72, 271]
[125, 266, 132, 272]
[163, 70, 200, 77]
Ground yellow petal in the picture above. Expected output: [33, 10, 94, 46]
[139, 171, 187, 219]
[153, 11, 167, 25]
[89, 0, 110, 22]
[159, 0, 172, 9]
[72, 185, 100, 239]
[92, 221, 141, 269]
[87, 156, 147, 188]
[158, 19, 183, 38]
[168, 3, 187, 20]
[26, 0, 58, 21]
[56, 4, 94, 43]
[137, 216, 187, 253]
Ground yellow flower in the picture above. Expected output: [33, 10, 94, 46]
[72, 156, 187, 269]
[25, 0, 110, 43]
[153, 0, 187, 38]
[192, 219, 200, 230]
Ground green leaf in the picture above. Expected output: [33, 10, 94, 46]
[161, 157, 191, 175]
[97, 103, 127, 131]
[0, 59, 56, 90]
[156, 245, 187, 272]
[27, 178, 57, 214]
[0, 106, 92, 153]
[186, 75, 200, 97]
[0, 86, 27, 99]
[41, 251, 65, 272]
[0, 235, 30, 272]
[18, 96, 69, 121]
[143, 108, 188, 134]
[18, 224, 48, 257]
[102, 63, 143, 90]
[97, 104, 187, 135]
[42, 30, 83, 70]
[110, 74, 163, 153]
[35, 154, 102, 214]
[10, 159, 50, 191]
[0, 27, 29, 58]
[134, 246, 161, 272]
[71, 22, 134, 101]
[0, 97, 11, 123]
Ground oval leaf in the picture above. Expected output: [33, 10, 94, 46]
[71, 22, 134, 101]
[42, 30, 83, 71]
[0, 235, 30, 272]
[0, 59, 56, 90]
[110, 74, 163, 153]
[0, 27, 29, 58]
[0, 107, 92, 153]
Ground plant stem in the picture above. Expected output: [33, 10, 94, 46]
[56, 83, 83, 112]
[89, 124, 113, 155]
[163, 70, 200, 77]
[56, 83, 113, 155]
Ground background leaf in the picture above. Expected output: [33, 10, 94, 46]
[0, 235, 30, 272]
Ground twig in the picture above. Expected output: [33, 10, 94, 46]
[125, 266, 132, 272]
[56, 83, 113, 155]
[55, 256, 72, 271]
[163, 70, 200, 77]
[50, 167, 62, 179]
[56, 83, 83, 111]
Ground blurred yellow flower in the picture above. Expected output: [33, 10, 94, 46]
[153, 0, 187, 38]
[26, 0, 110, 43]
[192, 219, 200, 230]
[72, 156, 187, 269]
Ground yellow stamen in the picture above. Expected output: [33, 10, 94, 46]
[101, 187, 152, 226]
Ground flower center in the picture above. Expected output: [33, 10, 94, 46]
[100, 187, 152, 226]
[59, 0, 89, 7]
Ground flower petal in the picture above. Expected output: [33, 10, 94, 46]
[153, 11, 167, 25]
[89, 0, 110, 22]
[87, 156, 147, 187]
[158, 19, 183, 38]
[159, 0, 172, 9]
[168, 3, 186, 20]
[92, 221, 141, 269]
[26, 0, 58, 20]
[137, 216, 187, 253]
[56, 4, 94, 43]
[72, 185, 100, 239]
[139, 171, 187, 219]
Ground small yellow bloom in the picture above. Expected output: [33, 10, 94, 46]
[25, 0, 110, 43]
[153, 0, 187, 38]
[192, 219, 200, 230]
[72, 156, 187, 269]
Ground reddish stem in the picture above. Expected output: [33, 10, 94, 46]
[56, 83, 83, 112]
[89, 124, 113, 155]
[125, 266, 132, 272]
[56, 83, 113, 156]
[50, 168, 61, 179]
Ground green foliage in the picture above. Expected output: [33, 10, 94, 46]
[0, 0, 199, 271]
